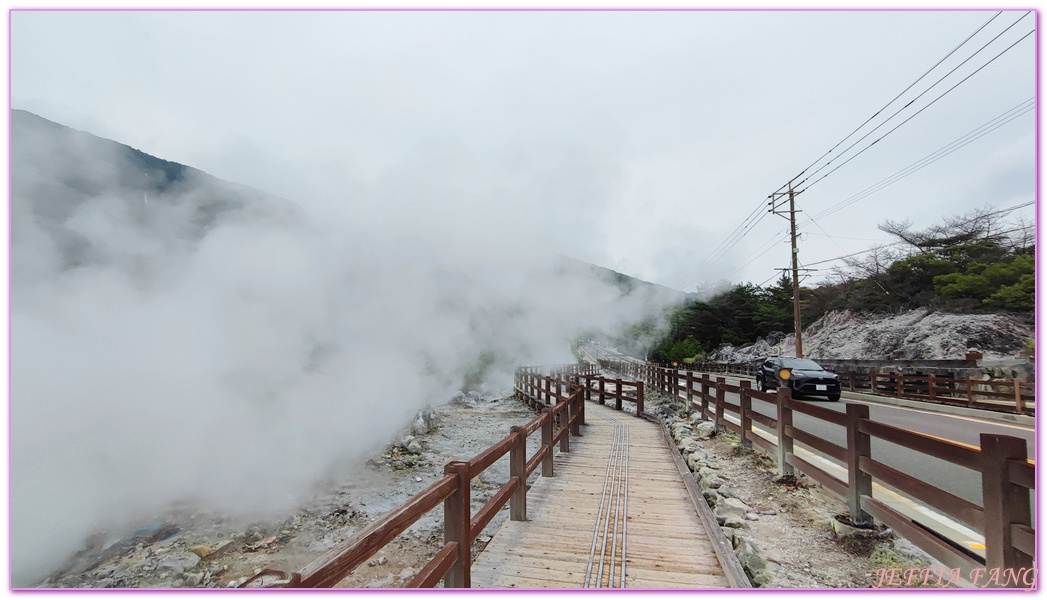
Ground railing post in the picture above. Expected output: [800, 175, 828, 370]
[443, 461, 471, 588]
[541, 408, 554, 477]
[615, 378, 623, 411]
[848, 371, 856, 392]
[598, 377, 606, 405]
[966, 376, 974, 407]
[571, 390, 582, 436]
[584, 375, 592, 402]
[895, 373, 904, 398]
[928, 373, 937, 402]
[845, 403, 873, 526]
[980, 434, 1032, 574]
[700, 375, 710, 421]
[636, 382, 644, 417]
[686, 370, 694, 408]
[775, 388, 795, 477]
[578, 385, 586, 427]
[739, 380, 752, 450]
[509, 426, 526, 522]
[1014, 380, 1024, 414]
[559, 401, 571, 453]
[715, 377, 726, 433]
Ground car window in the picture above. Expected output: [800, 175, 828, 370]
[781, 358, 824, 370]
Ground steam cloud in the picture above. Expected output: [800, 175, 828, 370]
[10, 115, 682, 585]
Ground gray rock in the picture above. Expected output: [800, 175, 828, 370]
[746, 552, 768, 574]
[677, 437, 698, 451]
[717, 485, 736, 499]
[734, 540, 756, 566]
[406, 440, 423, 455]
[695, 421, 717, 438]
[702, 489, 721, 507]
[412, 407, 438, 435]
[182, 572, 204, 587]
[698, 466, 718, 480]
[716, 497, 753, 519]
[686, 452, 705, 471]
[723, 516, 749, 529]
[720, 527, 736, 545]
[745, 513, 760, 521]
[155, 553, 199, 577]
[751, 570, 776, 587]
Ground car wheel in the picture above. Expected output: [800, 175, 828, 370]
[827, 393, 841, 402]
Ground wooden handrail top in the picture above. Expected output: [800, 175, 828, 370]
[786, 424, 847, 462]
[470, 477, 521, 540]
[524, 412, 547, 436]
[1007, 458, 1036, 489]
[786, 398, 848, 426]
[858, 419, 981, 470]
[406, 542, 458, 588]
[468, 433, 518, 475]
[525, 446, 548, 476]
[296, 473, 459, 587]
[859, 456, 984, 531]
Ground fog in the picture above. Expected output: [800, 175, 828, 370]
[10, 114, 683, 586]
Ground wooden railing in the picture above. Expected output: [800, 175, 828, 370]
[842, 371, 1033, 415]
[602, 359, 1035, 586]
[243, 365, 588, 589]
[662, 360, 1034, 415]
[582, 375, 645, 416]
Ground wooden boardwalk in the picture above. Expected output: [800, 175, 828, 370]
[471, 402, 732, 589]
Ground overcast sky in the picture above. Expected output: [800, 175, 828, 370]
[10, 8, 1037, 291]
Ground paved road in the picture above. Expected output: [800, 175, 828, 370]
[586, 345, 1034, 507]
[734, 389, 1033, 506]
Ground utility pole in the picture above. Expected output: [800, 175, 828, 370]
[769, 183, 804, 358]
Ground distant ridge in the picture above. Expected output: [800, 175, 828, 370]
[555, 254, 693, 303]
[11, 109, 301, 271]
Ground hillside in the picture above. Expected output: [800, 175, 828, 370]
[555, 254, 692, 304]
[709, 308, 1034, 363]
[11, 109, 302, 277]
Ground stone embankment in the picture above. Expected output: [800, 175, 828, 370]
[710, 308, 1034, 381]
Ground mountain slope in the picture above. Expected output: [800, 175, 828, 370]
[11, 109, 301, 276]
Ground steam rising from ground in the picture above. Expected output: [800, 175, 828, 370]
[10, 116, 682, 585]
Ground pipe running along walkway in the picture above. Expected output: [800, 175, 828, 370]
[470, 402, 732, 588]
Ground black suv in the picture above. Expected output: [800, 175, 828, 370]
[756, 357, 841, 401]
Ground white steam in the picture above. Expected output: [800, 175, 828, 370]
[10, 118, 682, 586]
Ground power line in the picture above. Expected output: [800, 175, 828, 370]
[675, 199, 771, 290]
[804, 98, 1034, 222]
[803, 221, 1033, 270]
[771, 11, 1004, 196]
[799, 23, 1034, 193]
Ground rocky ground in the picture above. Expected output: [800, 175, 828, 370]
[39, 380, 950, 590]
[710, 308, 1033, 363]
[645, 387, 950, 588]
[37, 389, 536, 589]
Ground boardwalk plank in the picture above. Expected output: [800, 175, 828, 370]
[471, 402, 730, 589]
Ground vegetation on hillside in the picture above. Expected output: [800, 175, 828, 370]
[645, 206, 1034, 363]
